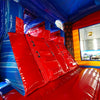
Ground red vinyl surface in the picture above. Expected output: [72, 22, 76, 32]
[49, 30, 64, 44]
[50, 36, 64, 44]
[8, 17, 78, 96]
[8, 17, 45, 96]
[27, 22, 50, 40]
[26, 35, 64, 81]
[0, 96, 2, 100]
[25, 34, 78, 81]
[2, 67, 100, 100]
[73, 11, 100, 30]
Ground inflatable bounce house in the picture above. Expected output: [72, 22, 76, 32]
[0, 0, 100, 100]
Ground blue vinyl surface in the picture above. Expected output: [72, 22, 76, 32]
[80, 65, 100, 69]
[0, 81, 13, 95]
[17, 0, 100, 23]
[0, 38, 25, 95]
[0, 0, 100, 96]
[0, 0, 25, 95]
[0, 82, 8, 89]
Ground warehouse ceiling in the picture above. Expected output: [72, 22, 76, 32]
[17, 0, 100, 23]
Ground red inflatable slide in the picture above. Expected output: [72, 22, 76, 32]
[8, 17, 78, 96]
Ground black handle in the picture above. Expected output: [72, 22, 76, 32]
[51, 51, 55, 56]
[31, 40, 35, 46]
[36, 51, 40, 57]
